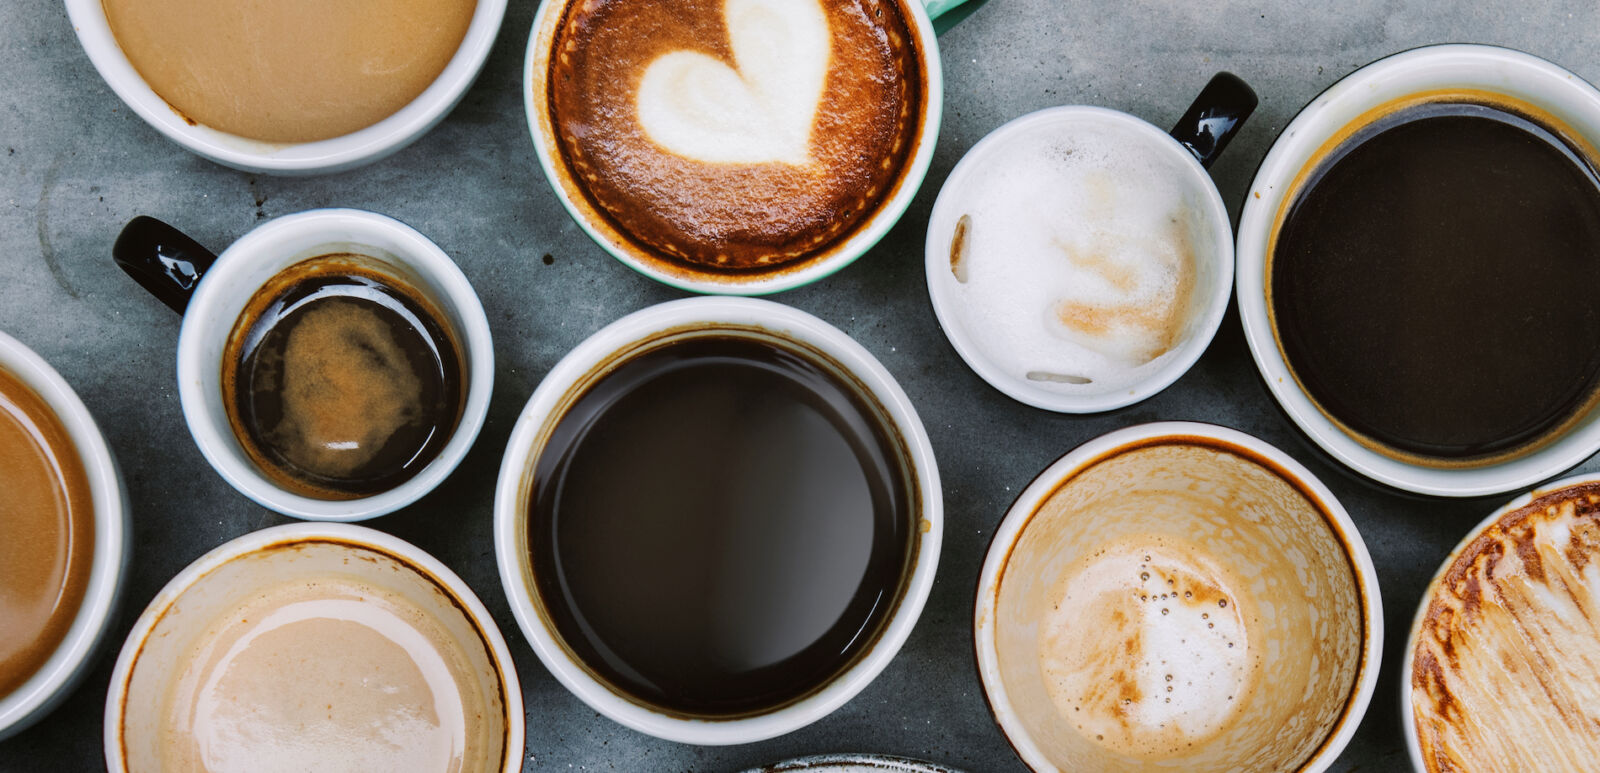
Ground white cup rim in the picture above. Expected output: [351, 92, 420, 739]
[493, 296, 943, 744]
[1235, 43, 1600, 497]
[520, 0, 945, 295]
[923, 106, 1236, 413]
[176, 209, 494, 521]
[973, 421, 1383, 772]
[101, 522, 524, 771]
[0, 332, 128, 739]
[63, 0, 508, 175]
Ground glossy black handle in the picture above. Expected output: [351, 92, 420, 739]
[112, 216, 218, 315]
[1169, 72, 1257, 169]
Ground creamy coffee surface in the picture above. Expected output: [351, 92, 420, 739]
[0, 366, 93, 699]
[939, 116, 1208, 392]
[1412, 482, 1600, 772]
[159, 574, 487, 773]
[547, 0, 924, 270]
[102, 0, 476, 143]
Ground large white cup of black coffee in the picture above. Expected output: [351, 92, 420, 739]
[112, 209, 494, 520]
[974, 423, 1381, 772]
[1238, 45, 1600, 497]
[494, 297, 942, 744]
[523, 0, 983, 294]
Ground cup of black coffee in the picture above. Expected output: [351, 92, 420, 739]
[113, 209, 493, 519]
[1237, 44, 1600, 497]
[493, 297, 942, 743]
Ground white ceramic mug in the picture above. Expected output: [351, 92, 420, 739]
[64, 0, 507, 175]
[493, 297, 943, 744]
[0, 331, 128, 740]
[924, 75, 1255, 412]
[1236, 44, 1600, 497]
[103, 522, 524, 771]
[112, 209, 494, 520]
[974, 422, 1381, 772]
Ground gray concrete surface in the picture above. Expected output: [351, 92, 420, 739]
[3, 0, 1600, 770]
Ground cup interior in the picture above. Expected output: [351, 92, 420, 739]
[178, 210, 492, 521]
[1236, 44, 1600, 496]
[977, 425, 1377, 772]
[924, 107, 1233, 413]
[106, 526, 519, 771]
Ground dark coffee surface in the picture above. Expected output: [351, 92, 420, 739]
[224, 260, 464, 499]
[528, 336, 913, 716]
[1272, 100, 1600, 462]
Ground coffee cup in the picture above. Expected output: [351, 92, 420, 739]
[104, 522, 523, 771]
[112, 209, 493, 520]
[925, 74, 1255, 412]
[746, 754, 967, 773]
[1237, 44, 1600, 497]
[494, 297, 942, 744]
[974, 422, 1381, 772]
[65, 0, 506, 174]
[1403, 473, 1600, 772]
[523, 0, 986, 295]
[0, 332, 129, 739]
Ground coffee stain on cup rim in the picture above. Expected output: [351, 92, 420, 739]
[1261, 87, 1600, 471]
[111, 537, 516, 772]
[511, 320, 924, 722]
[973, 431, 1375, 772]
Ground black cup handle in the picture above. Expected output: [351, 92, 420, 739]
[113, 216, 218, 315]
[1169, 72, 1258, 169]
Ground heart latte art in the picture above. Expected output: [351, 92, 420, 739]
[546, 0, 925, 272]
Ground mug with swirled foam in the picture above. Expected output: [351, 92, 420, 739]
[525, 0, 987, 294]
[111, 209, 493, 521]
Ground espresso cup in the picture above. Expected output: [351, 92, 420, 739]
[1237, 45, 1600, 497]
[0, 332, 129, 739]
[975, 422, 1381, 772]
[494, 297, 942, 744]
[112, 209, 493, 520]
[925, 74, 1255, 412]
[65, 0, 506, 174]
[1403, 473, 1600, 772]
[104, 522, 523, 771]
[523, 0, 985, 295]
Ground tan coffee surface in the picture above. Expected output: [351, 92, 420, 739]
[102, 0, 476, 143]
[1412, 482, 1600, 772]
[0, 366, 93, 698]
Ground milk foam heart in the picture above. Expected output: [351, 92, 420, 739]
[635, 0, 830, 165]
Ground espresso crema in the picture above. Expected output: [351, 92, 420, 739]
[546, 0, 925, 272]
[1412, 482, 1600, 772]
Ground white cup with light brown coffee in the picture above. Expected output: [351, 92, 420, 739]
[66, 0, 507, 174]
[975, 422, 1381, 772]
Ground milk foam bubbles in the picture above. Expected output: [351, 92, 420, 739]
[937, 114, 1213, 393]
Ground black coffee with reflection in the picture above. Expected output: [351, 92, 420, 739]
[528, 335, 914, 717]
[1272, 98, 1600, 463]
[224, 257, 463, 500]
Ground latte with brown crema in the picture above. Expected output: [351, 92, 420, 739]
[545, 0, 926, 273]
[1412, 481, 1600, 772]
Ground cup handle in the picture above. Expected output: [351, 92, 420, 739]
[923, 0, 987, 34]
[112, 216, 218, 315]
[1169, 72, 1258, 169]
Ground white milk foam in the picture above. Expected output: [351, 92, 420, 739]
[939, 116, 1213, 393]
[636, 0, 830, 165]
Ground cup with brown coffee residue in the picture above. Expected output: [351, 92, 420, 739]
[1237, 44, 1600, 497]
[974, 422, 1382, 773]
[0, 332, 128, 740]
[1404, 474, 1600, 773]
[494, 297, 942, 744]
[104, 523, 523, 772]
[523, 0, 986, 294]
[112, 209, 493, 520]
[65, 0, 506, 174]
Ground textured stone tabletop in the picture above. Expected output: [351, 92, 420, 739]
[3, 0, 1599, 770]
